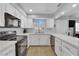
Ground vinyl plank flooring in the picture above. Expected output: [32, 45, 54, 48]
[26, 46, 56, 56]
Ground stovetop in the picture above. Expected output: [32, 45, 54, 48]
[0, 31, 17, 41]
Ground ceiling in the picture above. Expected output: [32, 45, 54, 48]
[12, 3, 79, 19]
[16, 3, 60, 15]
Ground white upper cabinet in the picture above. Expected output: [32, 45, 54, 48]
[5, 3, 28, 28]
[0, 3, 6, 27]
[55, 19, 68, 35]
[13, 8, 20, 19]
[46, 18, 54, 28]
[6, 4, 16, 17]
[6, 4, 21, 19]
[27, 17, 33, 28]
[20, 15, 27, 28]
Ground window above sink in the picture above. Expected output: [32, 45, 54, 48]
[33, 19, 47, 33]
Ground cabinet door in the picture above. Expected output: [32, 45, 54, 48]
[0, 3, 6, 26]
[55, 38, 62, 56]
[27, 18, 33, 28]
[0, 44, 15, 56]
[55, 19, 68, 35]
[30, 38, 39, 45]
[15, 8, 22, 19]
[23, 17, 28, 28]
[39, 35, 50, 45]
[20, 15, 26, 28]
[29, 35, 40, 45]
[62, 41, 78, 56]
[29, 35, 50, 45]
[6, 4, 16, 16]
[61, 46, 73, 56]
[47, 18, 54, 28]
[20, 14, 28, 28]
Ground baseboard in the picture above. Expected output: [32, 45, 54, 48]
[29, 45, 51, 47]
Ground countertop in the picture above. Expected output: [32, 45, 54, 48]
[17, 33, 79, 48]
[16, 33, 51, 36]
[51, 33, 79, 48]
[16, 33, 32, 36]
[1, 32, 79, 49]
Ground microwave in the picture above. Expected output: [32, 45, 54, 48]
[5, 13, 21, 28]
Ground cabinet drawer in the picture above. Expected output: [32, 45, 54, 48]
[55, 38, 62, 56]
[1, 46, 15, 56]
[0, 44, 14, 53]
[62, 46, 73, 56]
[62, 41, 78, 56]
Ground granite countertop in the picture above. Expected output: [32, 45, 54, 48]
[51, 33, 79, 48]
[16, 33, 79, 48]
[16, 33, 32, 36]
[16, 33, 51, 36]
[0, 33, 79, 51]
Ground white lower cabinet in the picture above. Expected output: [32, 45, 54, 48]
[61, 46, 73, 56]
[29, 35, 39, 45]
[39, 35, 50, 45]
[29, 34, 50, 45]
[0, 44, 15, 56]
[55, 37, 62, 56]
[62, 41, 79, 56]
[55, 37, 79, 56]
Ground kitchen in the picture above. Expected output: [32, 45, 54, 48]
[0, 3, 79, 56]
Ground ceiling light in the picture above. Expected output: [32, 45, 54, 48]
[72, 4, 77, 7]
[29, 9, 32, 12]
[61, 12, 64, 15]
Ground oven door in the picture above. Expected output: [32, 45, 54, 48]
[16, 37, 27, 56]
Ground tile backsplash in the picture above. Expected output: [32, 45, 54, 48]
[0, 28, 23, 34]
[26, 28, 55, 33]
